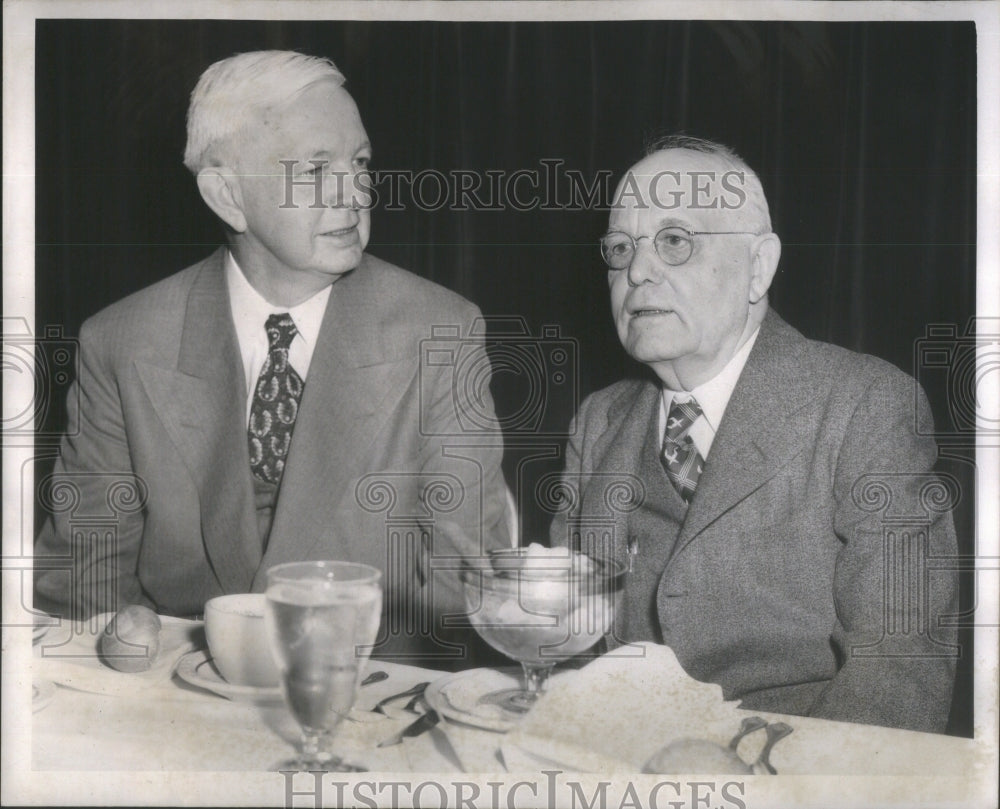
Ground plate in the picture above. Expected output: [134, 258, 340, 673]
[33, 679, 56, 713]
[175, 650, 283, 703]
[424, 667, 571, 733]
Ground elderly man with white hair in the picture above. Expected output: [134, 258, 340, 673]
[551, 135, 959, 733]
[34, 50, 510, 665]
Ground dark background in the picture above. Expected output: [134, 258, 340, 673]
[34, 19, 977, 734]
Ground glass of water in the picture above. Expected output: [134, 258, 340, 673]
[265, 560, 382, 771]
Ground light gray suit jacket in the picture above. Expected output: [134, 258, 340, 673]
[552, 310, 959, 732]
[34, 249, 510, 662]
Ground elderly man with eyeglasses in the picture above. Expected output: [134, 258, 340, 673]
[550, 135, 959, 733]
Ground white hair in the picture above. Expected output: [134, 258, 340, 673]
[644, 134, 772, 234]
[183, 50, 346, 174]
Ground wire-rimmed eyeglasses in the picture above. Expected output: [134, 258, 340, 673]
[599, 226, 762, 269]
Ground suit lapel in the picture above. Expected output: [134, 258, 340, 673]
[583, 380, 663, 566]
[135, 249, 261, 593]
[262, 257, 415, 570]
[671, 311, 820, 560]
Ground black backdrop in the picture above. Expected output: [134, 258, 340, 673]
[34, 19, 976, 734]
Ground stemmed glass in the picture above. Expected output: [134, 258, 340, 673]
[461, 547, 625, 716]
[264, 560, 382, 771]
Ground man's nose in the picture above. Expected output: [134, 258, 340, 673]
[625, 238, 663, 287]
[324, 164, 371, 210]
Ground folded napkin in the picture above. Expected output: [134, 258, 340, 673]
[502, 642, 742, 773]
[34, 614, 202, 698]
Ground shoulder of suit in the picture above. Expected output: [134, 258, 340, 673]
[77, 251, 219, 349]
[760, 309, 917, 395]
[359, 253, 480, 320]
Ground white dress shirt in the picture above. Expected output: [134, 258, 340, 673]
[225, 252, 332, 425]
[658, 327, 760, 459]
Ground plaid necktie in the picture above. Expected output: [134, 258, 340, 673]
[661, 397, 705, 504]
[247, 313, 304, 485]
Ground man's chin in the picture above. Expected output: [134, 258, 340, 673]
[316, 246, 364, 278]
[624, 336, 689, 366]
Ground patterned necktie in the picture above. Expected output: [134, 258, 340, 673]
[661, 397, 705, 504]
[247, 313, 304, 485]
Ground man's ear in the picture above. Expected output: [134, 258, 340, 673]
[196, 167, 247, 233]
[748, 232, 781, 304]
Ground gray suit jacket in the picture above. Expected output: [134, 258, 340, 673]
[34, 249, 510, 662]
[552, 310, 959, 732]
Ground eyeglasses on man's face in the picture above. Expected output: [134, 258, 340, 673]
[599, 226, 761, 269]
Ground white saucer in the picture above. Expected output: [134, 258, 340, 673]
[175, 650, 283, 703]
[424, 667, 571, 733]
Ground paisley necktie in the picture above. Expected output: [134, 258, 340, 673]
[247, 313, 304, 485]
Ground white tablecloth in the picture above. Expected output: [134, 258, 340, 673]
[31, 616, 476, 772]
[24, 617, 987, 804]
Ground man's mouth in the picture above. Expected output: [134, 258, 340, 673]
[319, 224, 358, 238]
[630, 307, 673, 318]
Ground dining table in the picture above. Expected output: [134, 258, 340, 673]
[17, 613, 992, 808]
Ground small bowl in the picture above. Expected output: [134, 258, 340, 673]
[204, 594, 280, 688]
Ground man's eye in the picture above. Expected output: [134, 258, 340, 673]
[355, 156, 371, 170]
[301, 162, 327, 176]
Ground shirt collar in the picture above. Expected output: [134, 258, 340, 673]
[225, 251, 331, 349]
[662, 326, 761, 433]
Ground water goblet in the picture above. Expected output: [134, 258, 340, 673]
[461, 546, 625, 717]
[264, 560, 382, 771]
